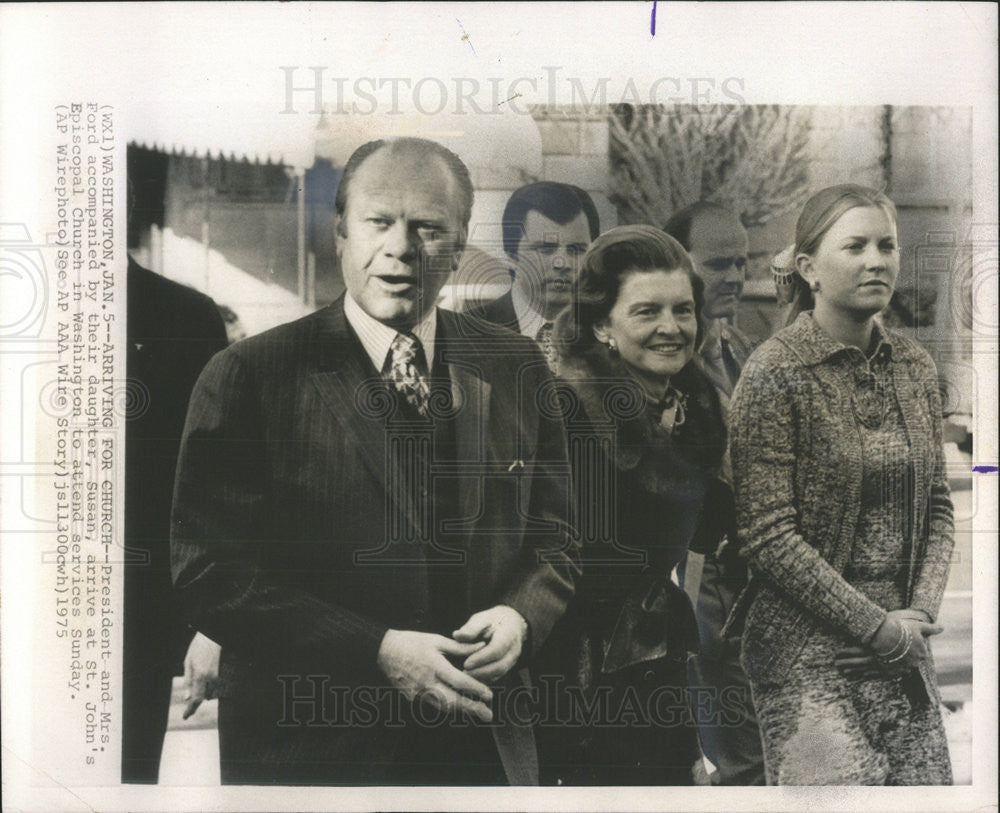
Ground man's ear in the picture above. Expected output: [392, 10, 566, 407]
[451, 232, 467, 271]
[506, 225, 524, 264]
[334, 215, 346, 257]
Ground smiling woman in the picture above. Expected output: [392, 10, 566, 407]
[534, 226, 728, 785]
[592, 269, 699, 400]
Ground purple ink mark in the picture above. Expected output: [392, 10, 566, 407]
[650, 1, 657, 36]
[456, 18, 477, 57]
[973, 465, 998, 473]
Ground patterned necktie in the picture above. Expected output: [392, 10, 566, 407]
[385, 332, 431, 418]
[535, 321, 558, 373]
[719, 335, 742, 395]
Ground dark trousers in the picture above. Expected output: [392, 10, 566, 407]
[218, 691, 507, 785]
[121, 663, 173, 783]
[392, 714, 508, 785]
[688, 553, 765, 785]
[121, 563, 186, 783]
[536, 654, 699, 786]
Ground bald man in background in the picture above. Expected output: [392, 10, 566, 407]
[665, 202, 765, 786]
[665, 202, 755, 398]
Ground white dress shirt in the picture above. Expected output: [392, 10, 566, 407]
[344, 293, 437, 372]
[510, 283, 548, 342]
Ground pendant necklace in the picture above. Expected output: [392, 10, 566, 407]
[852, 354, 890, 430]
[654, 386, 687, 434]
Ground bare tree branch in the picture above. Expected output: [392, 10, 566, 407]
[609, 104, 812, 228]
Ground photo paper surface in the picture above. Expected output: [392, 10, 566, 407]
[1, 3, 996, 810]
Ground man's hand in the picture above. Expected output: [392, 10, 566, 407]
[182, 632, 221, 720]
[835, 609, 943, 679]
[377, 630, 494, 722]
[453, 605, 528, 683]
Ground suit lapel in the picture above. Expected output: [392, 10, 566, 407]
[439, 313, 543, 784]
[438, 310, 492, 545]
[482, 290, 520, 334]
[310, 303, 497, 552]
[308, 298, 395, 502]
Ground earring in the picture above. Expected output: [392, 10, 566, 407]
[809, 280, 820, 293]
[606, 338, 618, 354]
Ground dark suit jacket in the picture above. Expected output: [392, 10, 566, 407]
[463, 290, 521, 334]
[170, 296, 577, 784]
[125, 259, 228, 647]
[123, 258, 227, 782]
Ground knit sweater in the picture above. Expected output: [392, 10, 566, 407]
[725, 312, 954, 686]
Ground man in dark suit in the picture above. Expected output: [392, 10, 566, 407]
[123, 256, 228, 782]
[465, 182, 599, 370]
[170, 137, 578, 785]
[664, 202, 755, 398]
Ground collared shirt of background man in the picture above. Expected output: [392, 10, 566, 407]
[170, 137, 578, 785]
[665, 200, 766, 786]
[665, 202, 756, 398]
[465, 181, 599, 370]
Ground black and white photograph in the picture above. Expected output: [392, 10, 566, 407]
[1, 3, 996, 811]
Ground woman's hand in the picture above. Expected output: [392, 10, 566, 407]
[835, 610, 943, 678]
[890, 608, 932, 624]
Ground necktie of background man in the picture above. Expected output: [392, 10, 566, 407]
[535, 321, 558, 374]
[720, 335, 742, 394]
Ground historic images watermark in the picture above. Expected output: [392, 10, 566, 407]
[275, 673, 754, 731]
[279, 66, 747, 116]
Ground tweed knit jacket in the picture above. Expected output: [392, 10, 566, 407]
[725, 312, 954, 687]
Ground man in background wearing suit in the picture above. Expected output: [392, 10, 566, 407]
[665, 202, 765, 785]
[465, 182, 599, 371]
[123, 256, 228, 782]
[664, 202, 755, 398]
[171, 137, 577, 785]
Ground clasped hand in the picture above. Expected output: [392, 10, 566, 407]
[376, 605, 527, 723]
[182, 631, 221, 720]
[834, 609, 943, 679]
